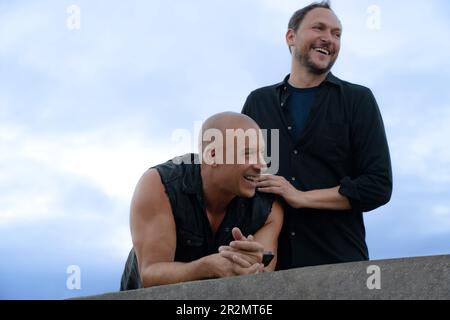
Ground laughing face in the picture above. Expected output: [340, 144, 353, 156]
[235, 143, 266, 198]
[213, 126, 267, 199]
[287, 8, 342, 75]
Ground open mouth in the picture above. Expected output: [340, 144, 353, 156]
[313, 47, 331, 56]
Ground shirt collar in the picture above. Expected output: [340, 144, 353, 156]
[180, 154, 203, 195]
[276, 72, 343, 89]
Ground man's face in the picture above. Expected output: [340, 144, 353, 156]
[215, 128, 266, 198]
[287, 8, 342, 75]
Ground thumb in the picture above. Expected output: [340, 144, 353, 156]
[232, 227, 246, 241]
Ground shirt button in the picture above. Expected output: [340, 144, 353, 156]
[287, 126, 292, 131]
[291, 177, 296, 182]
[187, 239, 192, 245]
[284, 87, 287, 91]
[293, 150, 299, 155]
[281, 102, 285, 107]
[291, 232, 296, 237]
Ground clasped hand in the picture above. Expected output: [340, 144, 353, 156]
[217, 227, 265, 275]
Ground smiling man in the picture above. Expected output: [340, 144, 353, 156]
[242, 1, 392, 269]
[120, 112, 283, 290]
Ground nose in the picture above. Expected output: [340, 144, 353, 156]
[253, 153, 267, 172]
[320, 34, 332, 44]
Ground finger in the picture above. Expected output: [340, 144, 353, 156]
[233, 262, 260, 276]
[257, 187, 283, 195]
[230, 240, 264, 253]
[257, 174, 275, 182]
[247, 234, 254, 241]
[256, 180, 279, 188]
[253, 265, 264, 274]
[220, 250, 257, 265]
[218, 252, 236, 264]
[256, 178, 283, 188]
[232, 254, 252, 268]
[258, 263, 265, 273]
[220, 246, 257, 256]
[248, 263, 262, 275]
[231, 227, 246, 241]
[219, 246, 243, 254]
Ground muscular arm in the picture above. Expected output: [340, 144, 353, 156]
[252, 199, 284, 270]
[131, 169, 204, 287]
[131, 169, 260, 288]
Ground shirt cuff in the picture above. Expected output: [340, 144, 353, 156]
[339, 176, 361, 212]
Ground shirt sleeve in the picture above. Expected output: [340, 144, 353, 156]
[338, 87, 393, 212]
[241, 92, 254, 116]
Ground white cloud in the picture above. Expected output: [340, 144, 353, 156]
[0, 191, 58, 225]
[3, 124, 175, 195]
[0, 121, 147, 258]
[0, 119, 189, 230]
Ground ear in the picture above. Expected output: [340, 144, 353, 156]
[286, 29, 296, 48]
[203, 146, 217, 167]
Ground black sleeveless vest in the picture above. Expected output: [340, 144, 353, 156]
[120, 154, 274, 290]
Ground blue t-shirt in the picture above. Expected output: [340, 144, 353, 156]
[284, 83, 320, 143]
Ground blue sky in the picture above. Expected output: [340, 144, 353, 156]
[1, 0, 449, 299]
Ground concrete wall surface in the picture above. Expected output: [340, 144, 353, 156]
[82, 255, 450, 300]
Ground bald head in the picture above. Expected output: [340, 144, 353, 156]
[201, 112, 260, 137]
[199, 112, 264, 165]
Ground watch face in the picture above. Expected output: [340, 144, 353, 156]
[262, 252, 274, 267]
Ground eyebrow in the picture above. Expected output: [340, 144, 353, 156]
[312, 21, 342, 32]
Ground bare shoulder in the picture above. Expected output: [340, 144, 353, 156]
[131, 168, 171, 222]
[130, 168, 175, 247]
[131, 168, 177, 270]
[136, 168, 164, 197]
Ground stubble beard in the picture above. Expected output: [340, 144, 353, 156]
[296, 50, 336, 75]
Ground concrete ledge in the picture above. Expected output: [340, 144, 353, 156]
[84, 255, 450, 300]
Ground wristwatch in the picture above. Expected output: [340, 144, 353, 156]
[262, 251, 274, 267]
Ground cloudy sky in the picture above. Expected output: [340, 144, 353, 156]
[1, 0, 449, 299]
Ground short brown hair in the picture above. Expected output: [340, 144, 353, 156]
[288, 1, 332, 32]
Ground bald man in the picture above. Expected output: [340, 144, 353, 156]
[120, 112, 283, 290]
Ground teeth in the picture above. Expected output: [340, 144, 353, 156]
[314, 48, 330, 55]
[245, 176, 257, 182]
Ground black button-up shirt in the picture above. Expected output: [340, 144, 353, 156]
[242, 73, 393, 269]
